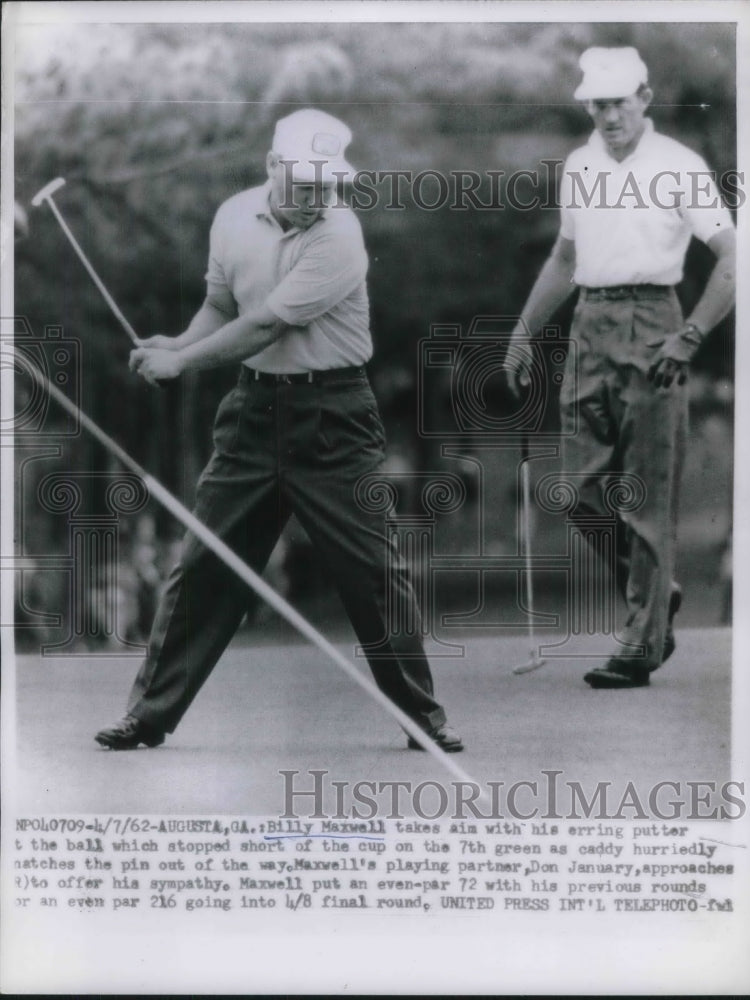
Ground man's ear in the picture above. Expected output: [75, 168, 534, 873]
[266, 151, 279, 179]
[639, 86, 653, 110]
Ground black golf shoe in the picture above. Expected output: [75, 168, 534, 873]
[95, 714, 165, 750]
[584, 661, 650, 689]
[407, 723, 464, 752]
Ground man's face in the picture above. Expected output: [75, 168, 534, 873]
[267, 154, 335, 230]
[586, 89, 651, 159]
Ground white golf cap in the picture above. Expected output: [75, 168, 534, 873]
[573, 46, 649, 100]
[271, 108, 355, 183]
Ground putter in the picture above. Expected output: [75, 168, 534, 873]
[31, 178, 141, 346]
[512, 431, 547, 675]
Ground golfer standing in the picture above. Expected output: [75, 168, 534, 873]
[96, 109, 462, 750]
[505, 48, 735, 687]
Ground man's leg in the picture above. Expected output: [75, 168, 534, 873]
[282, 377, 459, 749]
[569, 291, 687, 688]
[612, 292, 687, 674]
[559, 297, 626, 642]
[96, 379, 288, 747]
[123, 487, 286, 734]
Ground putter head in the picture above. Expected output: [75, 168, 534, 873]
[31, 177, 66, 208]
[512, 654, 547, 676]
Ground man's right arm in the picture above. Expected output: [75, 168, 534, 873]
[140, 287, 238, 351]
[512, 234, 577, 339]
[505, 234, 577, 395]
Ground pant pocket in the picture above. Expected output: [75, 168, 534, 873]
[318, 387, 386, 457]
[634, 293, 684, 370]
[211, 388, 243, 456]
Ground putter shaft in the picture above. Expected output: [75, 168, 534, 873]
[33, 181, 141, 346]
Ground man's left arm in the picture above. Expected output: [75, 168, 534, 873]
[686, 228, 736, 334]
[648, 227, 736, 387]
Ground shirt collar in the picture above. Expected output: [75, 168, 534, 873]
[255, 180, 327, 234]
[255, 181, 275, 222]
[588, 117, 655, 163]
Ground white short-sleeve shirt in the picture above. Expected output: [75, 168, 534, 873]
[559, 119, 734, 287]
[205, 183, 372, 373]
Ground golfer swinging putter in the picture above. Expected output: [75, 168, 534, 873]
[504, 48, 736, 688]
[96, 109, 463, 752]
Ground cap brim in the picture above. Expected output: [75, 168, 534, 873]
[574, 80, 644, 100]
[281, 158, 355, 184]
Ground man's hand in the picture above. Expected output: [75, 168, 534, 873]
[129, 347, 184, 387]
[503, 341, 534, 402]
[647, 324, 703, 388]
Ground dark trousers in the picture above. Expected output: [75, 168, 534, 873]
[560, 287, 687, 669]
[127, 367, 447, 733]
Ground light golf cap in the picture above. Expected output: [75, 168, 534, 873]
[272, 109, 355, 183]
[574, 46, 649, 101]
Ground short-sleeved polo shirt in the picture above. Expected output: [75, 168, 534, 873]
[205, 183, 372, 373]
[559, 119, 734, 287]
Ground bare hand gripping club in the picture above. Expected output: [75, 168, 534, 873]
[31, 178, 141, 347]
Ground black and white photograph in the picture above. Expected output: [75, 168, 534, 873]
[2, 0, 749, 993]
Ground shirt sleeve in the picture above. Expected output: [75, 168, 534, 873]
[266, 218, 368, 326]
[204, 208, 230, 291]
[558, 159, 576, 241]
[676, 154, 735, 244]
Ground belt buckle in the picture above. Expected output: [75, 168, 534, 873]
[279, 374, 292, 384]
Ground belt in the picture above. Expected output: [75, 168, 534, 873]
[239, 364, 367, 386]
[581, 284, 674, 301]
